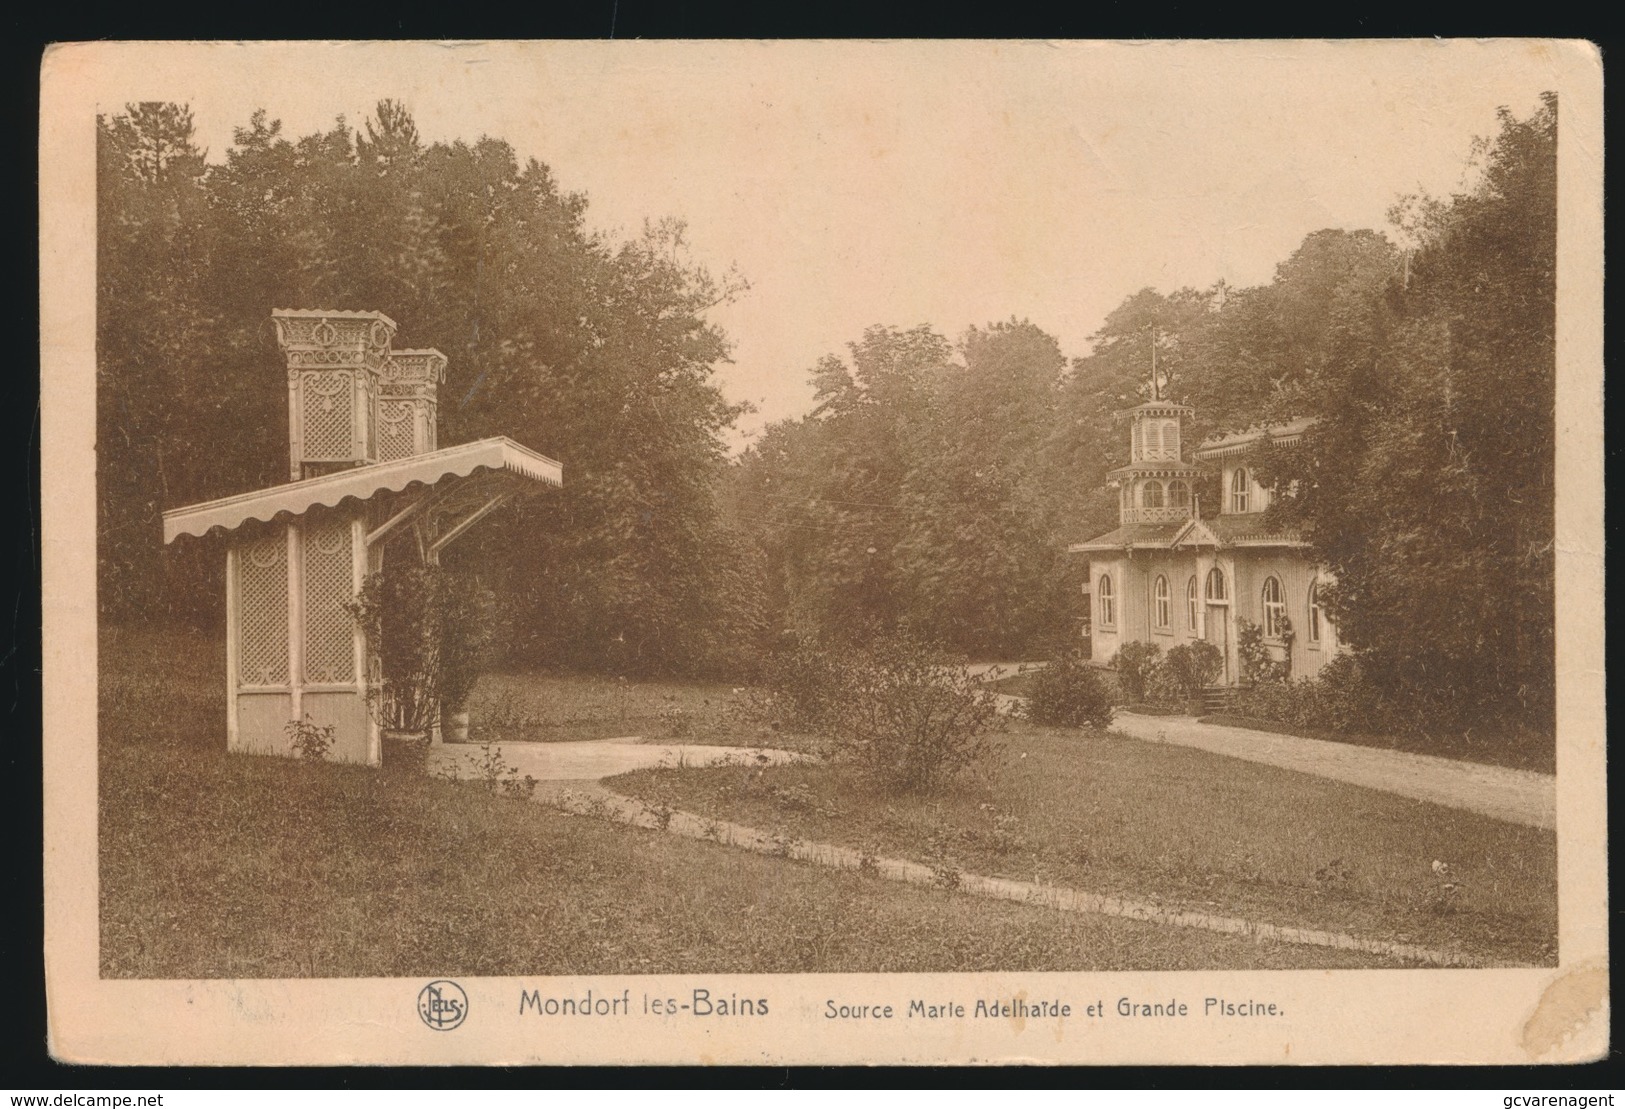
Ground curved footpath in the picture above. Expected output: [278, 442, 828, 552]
[422, 716, 1541, 965]
[1105, 711, 1555, 831]
[967, 662, 1554, 830]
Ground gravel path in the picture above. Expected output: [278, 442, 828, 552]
[1108, 711, 1555, 830]
[971, 661, 1553, 830]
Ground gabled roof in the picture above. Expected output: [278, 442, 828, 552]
[1172, 513, 1307, 549]
[163, 437, 563, 542]
[1071, 511, 1307, 555]
[1193, 416, 1317, 459]
[1068, 522, 1188, 553]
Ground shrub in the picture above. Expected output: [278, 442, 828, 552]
[770, 633, 1004, 793]
[284, 716, 334, 762]
[1230, 653, 1406, 737]
[1025, 652, 1115, 729]
[762, 636, 848, 732]
[347, 564, 502, 733]
[1110, 641, 1163, 703]
[1143, 641, 1224, 707]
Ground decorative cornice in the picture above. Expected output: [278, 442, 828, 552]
[1107, 462, 1202, 481]
[272, 309, 397, 371]
[381, 349, 448, 399]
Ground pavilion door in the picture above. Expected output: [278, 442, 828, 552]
[1205, 604, 1230, 684]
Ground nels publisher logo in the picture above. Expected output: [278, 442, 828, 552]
[417, 980, 469, 1031]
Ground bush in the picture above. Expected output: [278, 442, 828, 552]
[1145, 641, 1224, 707]
[762, 635, 848, 732]
[767, 633, 1004, 793]
[1230, 654, 1405, 737]
[1025, 652, 1115, 729]
[347, 564, 502, 733]
[1110, 641, 1162, 703]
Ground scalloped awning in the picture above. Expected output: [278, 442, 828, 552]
[163, 436, 563, 542]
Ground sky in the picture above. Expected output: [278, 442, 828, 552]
[87, 40, 1560, 449]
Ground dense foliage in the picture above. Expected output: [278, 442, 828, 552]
[346, 564, 501, 733]
[1230, 655, 1396, 737]
[764, 634, 1004, 793]
[1146, 641, 1225, 707]
[99, 95, 1558, 738]
[1025, 654, 1115, 730]
[733, 96, 1556, 740]
[1256, 93, 1557, 736]
[98, 100, 761, 676]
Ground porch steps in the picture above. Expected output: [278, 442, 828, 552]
[1199, 686, 1235, 715]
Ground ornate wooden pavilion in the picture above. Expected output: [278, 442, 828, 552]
[163, 310, 563, 765]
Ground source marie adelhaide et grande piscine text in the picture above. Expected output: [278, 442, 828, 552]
[517, 987, 1283, 1021]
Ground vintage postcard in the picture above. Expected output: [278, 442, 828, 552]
[41, 40, 1605, 1065]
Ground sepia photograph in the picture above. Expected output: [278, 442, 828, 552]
[41, 39, 1605, 1065]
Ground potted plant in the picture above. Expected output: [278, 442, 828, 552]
[348, 563, 501, 770]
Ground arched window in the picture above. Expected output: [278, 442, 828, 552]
[1141, 480, 1164, 509]
[1205, 567, 1227, 603]
[1186, 576, 1199, 629]
[1307, 580, 1323, 645]
[1230, 467, 1251, 513]
[1167, 480, 1190, 507]
[1097, 574, 1115, 627]
[1262, 576, 1286, 639]
[1153, 575, 1170, 630]
[1145, 420, 1163, 457]
[1162, 419, 1180, 459]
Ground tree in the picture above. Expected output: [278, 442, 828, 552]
[98, 100, 755, 675]
[97, 104, 219, 622]
[1261, 94, 1557, 735]
[894, 319, 1068, 654]
[733, 325, 952, 641]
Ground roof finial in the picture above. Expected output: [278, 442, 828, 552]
[1149, 324, 1160, 401]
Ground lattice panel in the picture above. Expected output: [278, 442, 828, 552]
[238, 535, 289, 686]
[302, 517, 356, 684]
[377, 400, 416, 462]
[302, 373, 354, 459]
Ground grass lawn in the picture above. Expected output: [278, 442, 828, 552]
[101, 741, 1412, 976]
[100, 625, 1406, 975]
[464, 669, 823, 752]
[609, 722, 1557, 968]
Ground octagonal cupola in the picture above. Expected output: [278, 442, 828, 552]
[1107, 367, 1201, 525]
